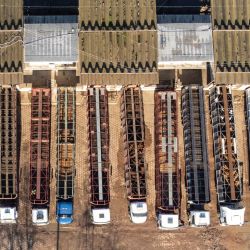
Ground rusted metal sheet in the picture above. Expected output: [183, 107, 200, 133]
[0, 0, 23, 30]
[211, 0, 249, 29]
[0, 0, 23, 79]
[79, 0, 156, 30]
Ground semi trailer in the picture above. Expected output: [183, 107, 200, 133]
[88, 87, 111, 224]
[245, 88, 250, 190]
[0, 86, 18, 223]
[210, 86, 245, 226]
[182, 86, 210, 227]
[30, 88, 51, 225]
[121, 86, 147, 224]
[56, 87, 76, 224]
[155, 90, 180, 229]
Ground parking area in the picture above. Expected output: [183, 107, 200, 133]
[0, 85, 249, 249]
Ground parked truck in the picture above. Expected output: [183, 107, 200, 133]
[56, 87, 76, 224]
[182, 86, 211, 227]
[121, 86, 147, 224]
[155, 90, 180, 229]
[87, 87, 111, 224]
[210, 86, 245, 226]
[30, 88, 51, 225]
[0, 86, 18, 223]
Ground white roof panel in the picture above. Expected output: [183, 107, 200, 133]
[24, 16, 78, 63]
[157, 15, 213, 64]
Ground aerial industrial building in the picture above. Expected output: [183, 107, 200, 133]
[0, 0, 249, 238]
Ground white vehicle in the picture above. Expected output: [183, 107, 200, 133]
[189, 211, 210, 227]
[220, 206, 245, 226]
[157, 214, 179, 230]
[32, 208, 49, 225]
[129, 201, 147, 224]
[92, 208, 111, 225]
[0, 207, 18, 223]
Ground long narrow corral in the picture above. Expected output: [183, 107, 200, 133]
[0, 86, 17, 200]
[245, 88, 250, 186]
[181, 86, 210, 204]
[155, 90, 179, 213]
[87, 87, 110, 206]
[210, 86, 242, 202]
[30, 88, 51, 205]
[121, 86, 146, 200]
[56, 88, 76, 200]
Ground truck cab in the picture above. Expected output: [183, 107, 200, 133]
[32, 208, 49, 225]
[0, 207, 18, 223]
[56, 201, 73, 224]
[129, 201, 147, 224]
[189, 211, 210, 227]
[220, 206, 245, 226]
[92, 208, 111, 224]
[157, 213, 179, 230]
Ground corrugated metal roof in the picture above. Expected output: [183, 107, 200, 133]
[0, 0, 23, 84]
[79, 30, 157, 74]
[211, 1, 250, 83]
[24, 16, 78, 63]
[157, 15, 213, 64]
[0, 0, 23, 30]
[213, 30, 250, 72]
[211, 0, 250, 29]
[79, 0, 156, 30]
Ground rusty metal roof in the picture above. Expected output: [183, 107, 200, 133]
[0, 0, 23, 30]
[211, 0, 250, 84]
[211, 0, 250, 29]
[79, 0, 156, 30]
[0, 0, 23, 84]
[79, 30, 157, 74]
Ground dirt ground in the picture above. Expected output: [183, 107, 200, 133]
[0, 87, 249, 250]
